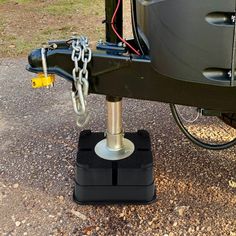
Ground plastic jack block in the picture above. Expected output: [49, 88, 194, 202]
[74, 130, 156, 205]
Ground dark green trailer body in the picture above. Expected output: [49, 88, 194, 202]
[135, 0, 236, 87]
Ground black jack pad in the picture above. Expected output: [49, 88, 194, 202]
[74, 130, 156, 204]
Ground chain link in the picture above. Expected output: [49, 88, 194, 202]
[71, 37, 92, 127]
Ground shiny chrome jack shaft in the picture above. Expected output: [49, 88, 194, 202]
[95, 98, 135, 161]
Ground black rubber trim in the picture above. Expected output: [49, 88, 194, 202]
[73, 189, 157, 205]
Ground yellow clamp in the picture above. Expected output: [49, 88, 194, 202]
[32, 73, 55, 89]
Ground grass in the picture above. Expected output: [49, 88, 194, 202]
[0, 0, 104, 57]
[44, 0, 102, 16]
[0, 0, 32, 4]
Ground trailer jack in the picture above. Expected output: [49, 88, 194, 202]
[74, 96, 156, 204]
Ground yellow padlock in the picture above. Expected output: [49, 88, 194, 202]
[32, 73, 55, 89]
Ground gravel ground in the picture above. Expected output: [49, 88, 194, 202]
[0, 59, 236, 236]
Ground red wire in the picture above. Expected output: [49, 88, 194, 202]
[111, 0, 141, 56]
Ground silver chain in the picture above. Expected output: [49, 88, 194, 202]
[71, 37, 92, 127]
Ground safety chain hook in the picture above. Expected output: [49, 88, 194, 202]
[71, 36, 92, 127]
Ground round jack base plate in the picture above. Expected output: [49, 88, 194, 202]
[95, 138, 135, 161]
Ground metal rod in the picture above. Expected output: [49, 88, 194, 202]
[105, 0, 124, 151]
[106, 99, 123, 150]
[94, 95, 135, 160]
[41, 48, 48, 77]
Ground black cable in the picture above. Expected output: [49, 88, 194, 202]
[170, 104, 236, 150]
[130, 0, 144, 55]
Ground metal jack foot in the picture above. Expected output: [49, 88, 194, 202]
[74, 97, 156, 205]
